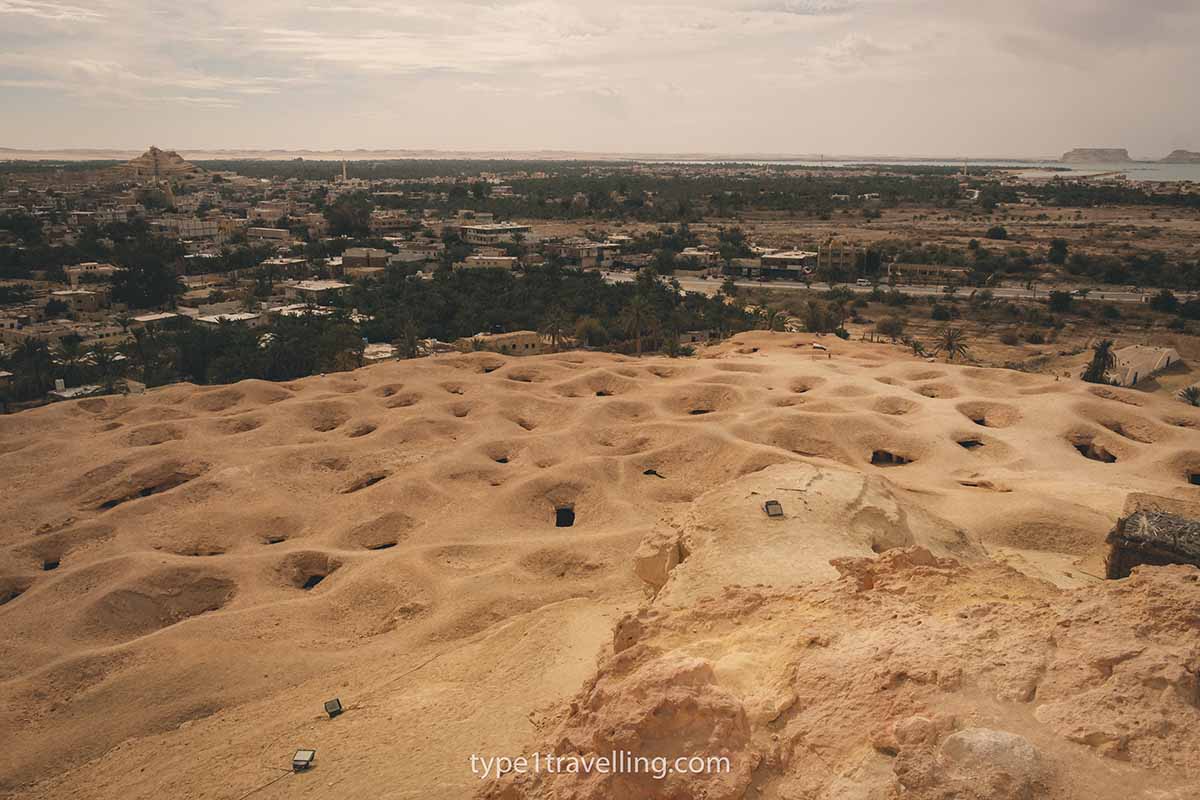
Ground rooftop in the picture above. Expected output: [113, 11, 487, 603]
[293, 280, 351, 291]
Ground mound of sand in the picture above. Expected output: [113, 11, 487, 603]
[1, 332, 1199, 799]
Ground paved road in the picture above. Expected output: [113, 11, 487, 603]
[601, 272, 1188, 304]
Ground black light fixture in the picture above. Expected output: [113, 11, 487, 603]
[763, 500, 784, 518]
[324, 698, 343, 718]
[293, 749, 316, 772]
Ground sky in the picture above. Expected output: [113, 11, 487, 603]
[1, 0, 1198, 158]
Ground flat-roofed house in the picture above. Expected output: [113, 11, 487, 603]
[460, 223, 531, 245]
[50, 289, 102, 314]
[456, 255, 519, 271]
[759, 250, 818, 278]
[1111, 345, 1182, 387]
[196, 311, 265, 328]
[247, 227, 292, 245]
[284, 280, 351, 303]
[454, 330, 544, 356]
[64, 261, 119, 287]
[341, 248, 391, 270]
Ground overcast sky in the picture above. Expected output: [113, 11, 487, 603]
[1, 0, 1198, 157]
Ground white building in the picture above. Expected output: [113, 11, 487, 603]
[460, 223, 531, 245]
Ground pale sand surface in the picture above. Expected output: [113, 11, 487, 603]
[2, 332, 1199, 799]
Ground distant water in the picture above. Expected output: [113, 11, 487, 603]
[693, 159, 1200, 183]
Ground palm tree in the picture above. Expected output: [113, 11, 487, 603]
[539, 305, 571, 353]
[15, 338, 52, 393]
[89, 344, 124, 391]
[908, 338, 926, 357]
[762, 308, 787, 333]
[1178, 386, 1200, 407]
[55, 338, 87, 387]
[619, 294, 656, 356]
[1082, 339, 1116, 384]
[931, 326, 971, 362]
[395, 317, 421, 360]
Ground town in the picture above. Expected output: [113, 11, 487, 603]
[2, 146, 1197, 411]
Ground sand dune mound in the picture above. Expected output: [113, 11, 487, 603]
[2, 332, 1199, 800]
[79, 566, 237, 642]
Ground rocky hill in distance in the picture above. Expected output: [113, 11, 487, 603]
[1162, 149, 1200, 163]
[1061, 148, 1135, 163]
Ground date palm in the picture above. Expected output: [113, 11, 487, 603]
[620, 294, 656, 356]
[1082, 339, 1116, 384]
[539, 305, 571, 353]
[931, 326, 970, 362]
[55, 338, 86, 387]
[89, 344, 124, 391]
[15, 338, 52, 392]
[1179, 386, 1200, 407]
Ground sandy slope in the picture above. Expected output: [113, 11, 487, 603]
[1, 333, 1199, 799]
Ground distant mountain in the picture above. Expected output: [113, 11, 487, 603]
[1061, 148, 1134, 163]
[119, 146, 204, 179]
[1161, 149, 1200, 163]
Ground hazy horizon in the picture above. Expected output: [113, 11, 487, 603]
[1, 1, 1198, 157]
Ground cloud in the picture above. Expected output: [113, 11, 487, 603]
[0, 0, 1196, 155]
[0, 0, 103, 22]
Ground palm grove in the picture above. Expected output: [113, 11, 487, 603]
[1, 258, 757, 406]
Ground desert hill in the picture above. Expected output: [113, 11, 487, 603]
[1061, 148, 1135, 163]
[1, 333, 1199, 799]
[118, 146, 204, 180]
[1162, 149, 1200, 163]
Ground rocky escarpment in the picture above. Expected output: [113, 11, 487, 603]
[1061, 148, 1135, 163]
[482, 550, 1200, 800]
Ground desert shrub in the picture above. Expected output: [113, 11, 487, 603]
[876, 316, 905, 340]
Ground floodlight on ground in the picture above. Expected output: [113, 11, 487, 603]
[293, 749, 316, 772]
[324, 698, 343, 718]
[764, 500, 784, 518]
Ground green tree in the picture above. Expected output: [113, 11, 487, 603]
[1047, 239, 1068, 265]
[1048, 291, 1073, 313]
[574, 316, 608, 347]
[1148, 289, 1179, 313]
[1179, 386, 1200, 407]
[318, 321, 366, 373]
[323, 192, 373, 237]
[110, 257, 184, 309]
